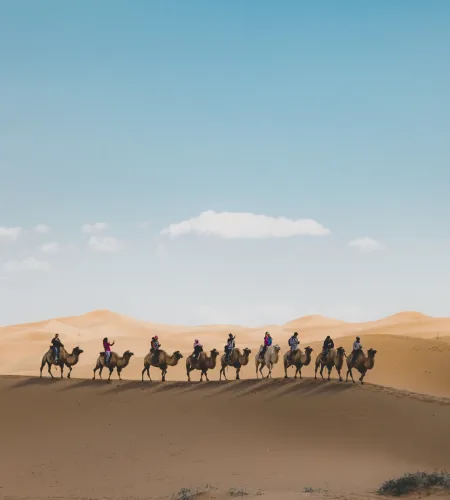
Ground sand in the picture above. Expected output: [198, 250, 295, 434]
[0, 310, 449, 499]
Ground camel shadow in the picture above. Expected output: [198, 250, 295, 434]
[8, 377, 61, 389]
[231, 378, 287, 399]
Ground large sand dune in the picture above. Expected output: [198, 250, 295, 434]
[1, 310, 450, 499]
[0, 376, 449, 499]
[1, 310, 449, 397]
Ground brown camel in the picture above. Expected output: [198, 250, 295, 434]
[283, 346, 313, 379]
[141, 349, 183, 382]
[186, 348, 220, 382]
[219, 347, 251, 380]
[40, 346, 84, 379]
[255, 344, 281, 379]
[92, 350, 134, 381]
[346, 348, 377, 384]
[314, 346, 346, 381]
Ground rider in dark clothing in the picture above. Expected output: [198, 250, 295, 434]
[150, 336, 161, 364]
[322, 336, 334, 360]
[225, 333, 235, 362]
[51, 334, 64, 362]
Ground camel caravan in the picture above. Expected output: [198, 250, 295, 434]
[39, 332, 377, 385]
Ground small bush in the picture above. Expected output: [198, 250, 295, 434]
[378, 471, 450, 496]
[229, 487, 249, 497]
[175, 487, 201, 500]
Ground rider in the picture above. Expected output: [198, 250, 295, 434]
[350, 336, 362, 364]
[287, 332, 299, 363]
[51, 333, 64, 362]
[225, 333, 235, 362]
[261, 332, 272, 359]
[322, 335, 334, 360]
[192, 339, 203, 360]
[103, 337, 115, 366]
[150, 336, 161, 364]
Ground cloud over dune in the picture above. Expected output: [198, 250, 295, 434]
[161, 210, 330, 239]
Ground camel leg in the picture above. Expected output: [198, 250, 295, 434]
[346, 367, 355, 383]
[141, 366, 146, 382]
[327, 366, 332, 381]
[259, 363, 265, 379]
[314, 363, 318, 380]
[67, 366, 72, 379]
[107, 367, 113, 381]
[99, 366, 104, 380]
[255, 361, 259, 379]
[161, 368, 166, 382]
[60, 363, 64, 378]
[359, 370, 366, 384]
[117, 367, 122, 381]
[205, 370, 209, 382]
[187, 366, 192, 382]
[284, 363, 289, 379]
[267, 364, 272, 379]
[220, 366, 227, 381]
[47, 362, 54, 379]
[93, 365, 98, 380]
[40, 360, 46, 378]
[236, 367, 241, 380]
[320, 363, 325, 380]
[337, 368, 343, 382]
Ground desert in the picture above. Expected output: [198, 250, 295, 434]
[0, 310, 449, 500]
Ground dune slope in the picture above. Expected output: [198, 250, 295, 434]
[0, 375, 449, 499]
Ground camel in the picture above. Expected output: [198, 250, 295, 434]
[40, 346, 84, 379]
[141, 349, 183, 382]
[219, 347, 251, 380]
[346, 348, 377, 384]
[92, 350, 134, 381]
[314, 346, 346, 382]
[186, 349, 220, 382]
[255, 344, 281, 379]
[283, 346, 313, 379]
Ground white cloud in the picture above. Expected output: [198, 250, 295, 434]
[3, 257, 51, 273]
[35, 224, 51, 233]
[0, 227, 22, 241]
[348, 237, 384, 252]
[160, 210, 330, 239]
[88, 236, 121, 253]
[82, 222, 107, 234]
[40, 242, 60, 254]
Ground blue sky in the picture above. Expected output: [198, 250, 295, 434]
[1, 1, 449, 326]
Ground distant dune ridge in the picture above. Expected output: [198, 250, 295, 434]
[0, 309, 449, 397]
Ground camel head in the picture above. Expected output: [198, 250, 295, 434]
[73, 346, 84, 355]
[243, 347, 251, 356]
[336, 346, 345, 355]
[273, 344, 281, 352]
[367, 348, 377, 357]
[174, 350, 183, 360]
[305, 346, 313, 355]
[210, 348, 219, 357]
[123, 350, 134, 359]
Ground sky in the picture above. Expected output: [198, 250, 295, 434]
[1, 1, 450, 327]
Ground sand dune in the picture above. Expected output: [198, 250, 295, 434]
[1, 310, 449, 499]
[1, 309, 449, 397]
[0, 375, 449, 499]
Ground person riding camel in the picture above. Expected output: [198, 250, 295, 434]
[150, 336, 161, 364]
[287, 332, 299, 363]
[322, 335, 334, 360]
[51, 334, 64, 362]
[350, 336, 362, 364]
[192, 339, 203, 361]
[103, 337, 115, 366]
[261, 332, 272, 359]
[225, 333, 235, 362]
